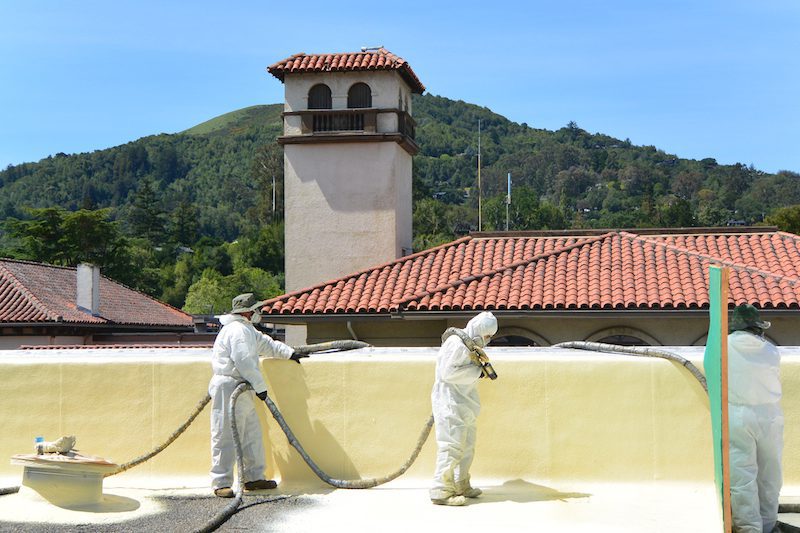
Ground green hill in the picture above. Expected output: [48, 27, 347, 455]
[1, 94, 799, 307]
[183, 105, 283, 136]
[2, 94, 798, 241]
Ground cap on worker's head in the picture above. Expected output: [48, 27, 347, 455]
[230, 293, 263, 314]
[729, 303, 770, 333]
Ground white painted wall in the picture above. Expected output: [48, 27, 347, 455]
[284, 142, 412, 293]
[279, 68, 417, 345]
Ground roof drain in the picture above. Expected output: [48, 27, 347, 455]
[346, 321, 359, 341]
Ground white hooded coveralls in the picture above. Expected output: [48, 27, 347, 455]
[209, 314, 294, 489]
[728, 330, 783, 533]
[430, 312, 498, 499]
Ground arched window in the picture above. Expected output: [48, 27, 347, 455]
[308, 84, 332, 109]
[594, 334, 650, 346]
[492, 335, 538, 347]
[492, 327, 550, 347]
[586, 326, 661, 347]
[347, 83, 372, 108]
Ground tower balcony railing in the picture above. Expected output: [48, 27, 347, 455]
[280, 107, 419, 155]
[283, 108, 416, 140]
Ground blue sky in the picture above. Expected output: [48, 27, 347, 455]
[1, 0, 798, 173]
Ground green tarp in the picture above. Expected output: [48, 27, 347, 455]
[703, 265, 729, 532]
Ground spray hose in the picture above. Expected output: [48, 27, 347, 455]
[199, 383, 433, 531]
[107, 342, 372, 477]
[553, 341, 708, 393]
[262, 390, 433, 489]
[0, 339, 433, 531]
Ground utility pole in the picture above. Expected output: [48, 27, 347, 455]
[506, 172, 511, 231]
[477, 119, 482, 232]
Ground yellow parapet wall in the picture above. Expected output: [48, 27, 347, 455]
[1, 346, 798, 488]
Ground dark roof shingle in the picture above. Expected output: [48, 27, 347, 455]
[0, 259, 193, 327]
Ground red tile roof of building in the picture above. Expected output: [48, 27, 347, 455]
[268, 48, 426, 94]
[0, 259, 193, 328]
[261, 228, 800, 316]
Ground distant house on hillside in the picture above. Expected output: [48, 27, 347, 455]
[260, 226, 800, 347]
[0, 259, 202, 349]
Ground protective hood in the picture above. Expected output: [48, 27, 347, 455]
[218, 314, 247, 327]
[464, 312, 498, 346]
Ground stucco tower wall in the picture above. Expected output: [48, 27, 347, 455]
[282, 67, 415, 296]
[284, 142, 412, 293]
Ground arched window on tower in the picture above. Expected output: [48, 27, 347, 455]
[347, 83, 372, 108]
[308, 84, 332, 109]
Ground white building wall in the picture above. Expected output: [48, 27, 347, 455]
[280, 68, 416, 345]
[284, 141, 412, 294]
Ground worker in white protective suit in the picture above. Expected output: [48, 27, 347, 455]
[727, 303, 783, 533]
[209, 293, 308, 498]
[430, 311, 498, 506]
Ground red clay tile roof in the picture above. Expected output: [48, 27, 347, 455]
[0, 259, 193, 328]
[261, 229, 800, 316]
[268, 48, 425, 94]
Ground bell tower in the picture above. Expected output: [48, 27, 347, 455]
[268, 48, 425, 344]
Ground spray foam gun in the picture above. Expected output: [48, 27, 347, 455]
[441, 327, 498, 380]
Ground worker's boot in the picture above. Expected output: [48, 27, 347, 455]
[455, 478, 482, 498]
[214, 487, 234, 498]
[244, 479, 278, 491]
[430, 488, 467, 506]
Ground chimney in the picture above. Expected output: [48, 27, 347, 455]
[76, 263, 101, 316]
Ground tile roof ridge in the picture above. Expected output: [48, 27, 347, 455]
[1, 257, 74, 270]
[623, 232, 800, 286]
[0, 260, 62, 321]
[395, 232, 615, 308]
[262, 236, 473, 306]
[776, 230, 800, 244]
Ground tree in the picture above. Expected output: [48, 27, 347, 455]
[3, 207, 137, 287]
[128, 177, 166, 244]
[232, 222, 284, 274]
[248, 143, 284, 225]
[413, 198, 448, 236]
[169, 200, 199, 247]
[766, 205, 800, 234]
[183, 266, 283, 315]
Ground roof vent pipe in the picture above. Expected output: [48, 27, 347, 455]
[76, 263, 101, 316]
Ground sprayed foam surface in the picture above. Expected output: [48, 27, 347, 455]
[0, 477, 727, 532]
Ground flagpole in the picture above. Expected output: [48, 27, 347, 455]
[477, 119, 482, 232]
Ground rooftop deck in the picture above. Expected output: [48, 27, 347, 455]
[1, 346, 798, 531]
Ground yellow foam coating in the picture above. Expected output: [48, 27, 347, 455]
[0, 347, 797, 490]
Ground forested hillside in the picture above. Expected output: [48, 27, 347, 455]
[2, 94, 799, 312]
